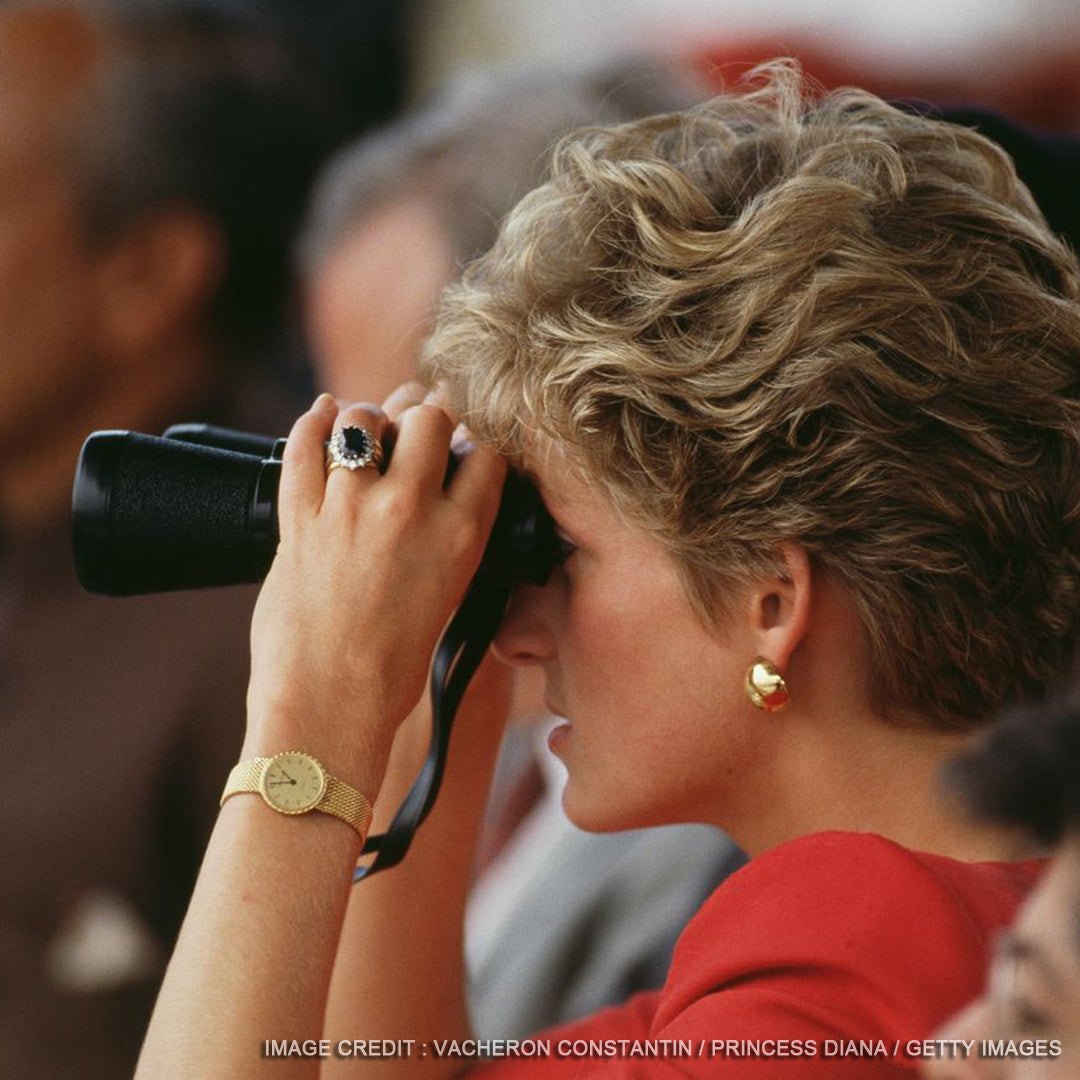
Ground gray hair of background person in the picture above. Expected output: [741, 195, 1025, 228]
[298, 55, 708, 277]
[53, 0, 338, 358]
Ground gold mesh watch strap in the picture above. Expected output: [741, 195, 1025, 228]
[219, 754, 373, 839]
[220, 757, 269, 801]
[319, 775, 374, 837]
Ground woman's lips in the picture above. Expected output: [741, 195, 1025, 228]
[547, 721, 572, 756]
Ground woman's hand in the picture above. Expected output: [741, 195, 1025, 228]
[243, 385, 506, 801]
[136, 387, 506, 1080]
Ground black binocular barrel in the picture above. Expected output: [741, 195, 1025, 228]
[72, 431, 280, 595]
[72, 425, 559, 598]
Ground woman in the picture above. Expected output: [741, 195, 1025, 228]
[137, 64, 1080, 1077]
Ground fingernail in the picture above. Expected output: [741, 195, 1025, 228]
[312, 392, 336, 412]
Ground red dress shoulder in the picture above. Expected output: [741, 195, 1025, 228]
[472, 830, 1044, 1078]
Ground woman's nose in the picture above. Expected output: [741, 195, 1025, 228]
[492, 583, 556, 667]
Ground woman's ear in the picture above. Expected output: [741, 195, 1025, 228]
[746, 543, 812, 673]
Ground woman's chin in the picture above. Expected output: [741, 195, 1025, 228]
[549, 722, 656, 832]
[559, 776, 634, 834]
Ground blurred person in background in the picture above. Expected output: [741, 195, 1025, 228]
[302, 57, 704, 401]
[922, 694, 1080, 1078]
[0, 1, 367, 1076]
[299, 57, 747, 1039]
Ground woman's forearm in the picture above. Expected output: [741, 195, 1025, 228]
[136, 389, 507, 1078]
[136, 793, 365, 1079]
[135, 674, 504, 1080]
[322, 666, 512, 1078]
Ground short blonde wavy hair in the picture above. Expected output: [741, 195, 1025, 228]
[423, 61, 1080, 730]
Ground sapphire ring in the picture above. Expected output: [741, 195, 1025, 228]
[326, 426, 384, 474]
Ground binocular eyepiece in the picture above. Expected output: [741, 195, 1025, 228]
[72, 424, 559, 597]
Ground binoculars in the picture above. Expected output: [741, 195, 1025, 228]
[71, 422, 561, 879]
[72, 424, 560, 597]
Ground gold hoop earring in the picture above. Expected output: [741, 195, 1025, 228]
[745, 657, 789, 712]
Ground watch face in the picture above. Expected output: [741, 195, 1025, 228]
[259, 752, 326, 814]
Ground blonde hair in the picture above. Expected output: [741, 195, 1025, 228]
[423, 61, 1080, 729]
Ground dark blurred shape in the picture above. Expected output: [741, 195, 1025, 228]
[937, 108, 1080, 253]
[0, 2, 404, 1076]
[141, 0, 413, 131]
[222, 0, 413, 137]
[948, 689, 1080, 847]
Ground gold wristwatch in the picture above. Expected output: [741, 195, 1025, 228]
[220, 751, 373, 839]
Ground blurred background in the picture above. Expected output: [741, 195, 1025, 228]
[411, 0, 1080, 129]
[2, 1, 1077, 1077]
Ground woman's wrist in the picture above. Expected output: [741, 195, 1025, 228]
[218, 784, 368, 854]
[238, 702, 393, 810]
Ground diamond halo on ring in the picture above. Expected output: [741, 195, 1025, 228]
[326, 425, 383, 473]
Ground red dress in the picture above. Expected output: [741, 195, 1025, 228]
[470, 831, 1044, 1078]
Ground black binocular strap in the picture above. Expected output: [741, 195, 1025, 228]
[352, 575, 512, 882]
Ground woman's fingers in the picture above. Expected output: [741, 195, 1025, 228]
[447, 440, 506, 527]
[422, 383, 460, 427]
[249, 388, 508, 759]
[321, 402, 389, 513]
[382, 382, 504, 535]
[388, 402, 456, 494]
[382, 381, 426, 424]
[280, 389, 503, 549]
[278, 393, 337, 531]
